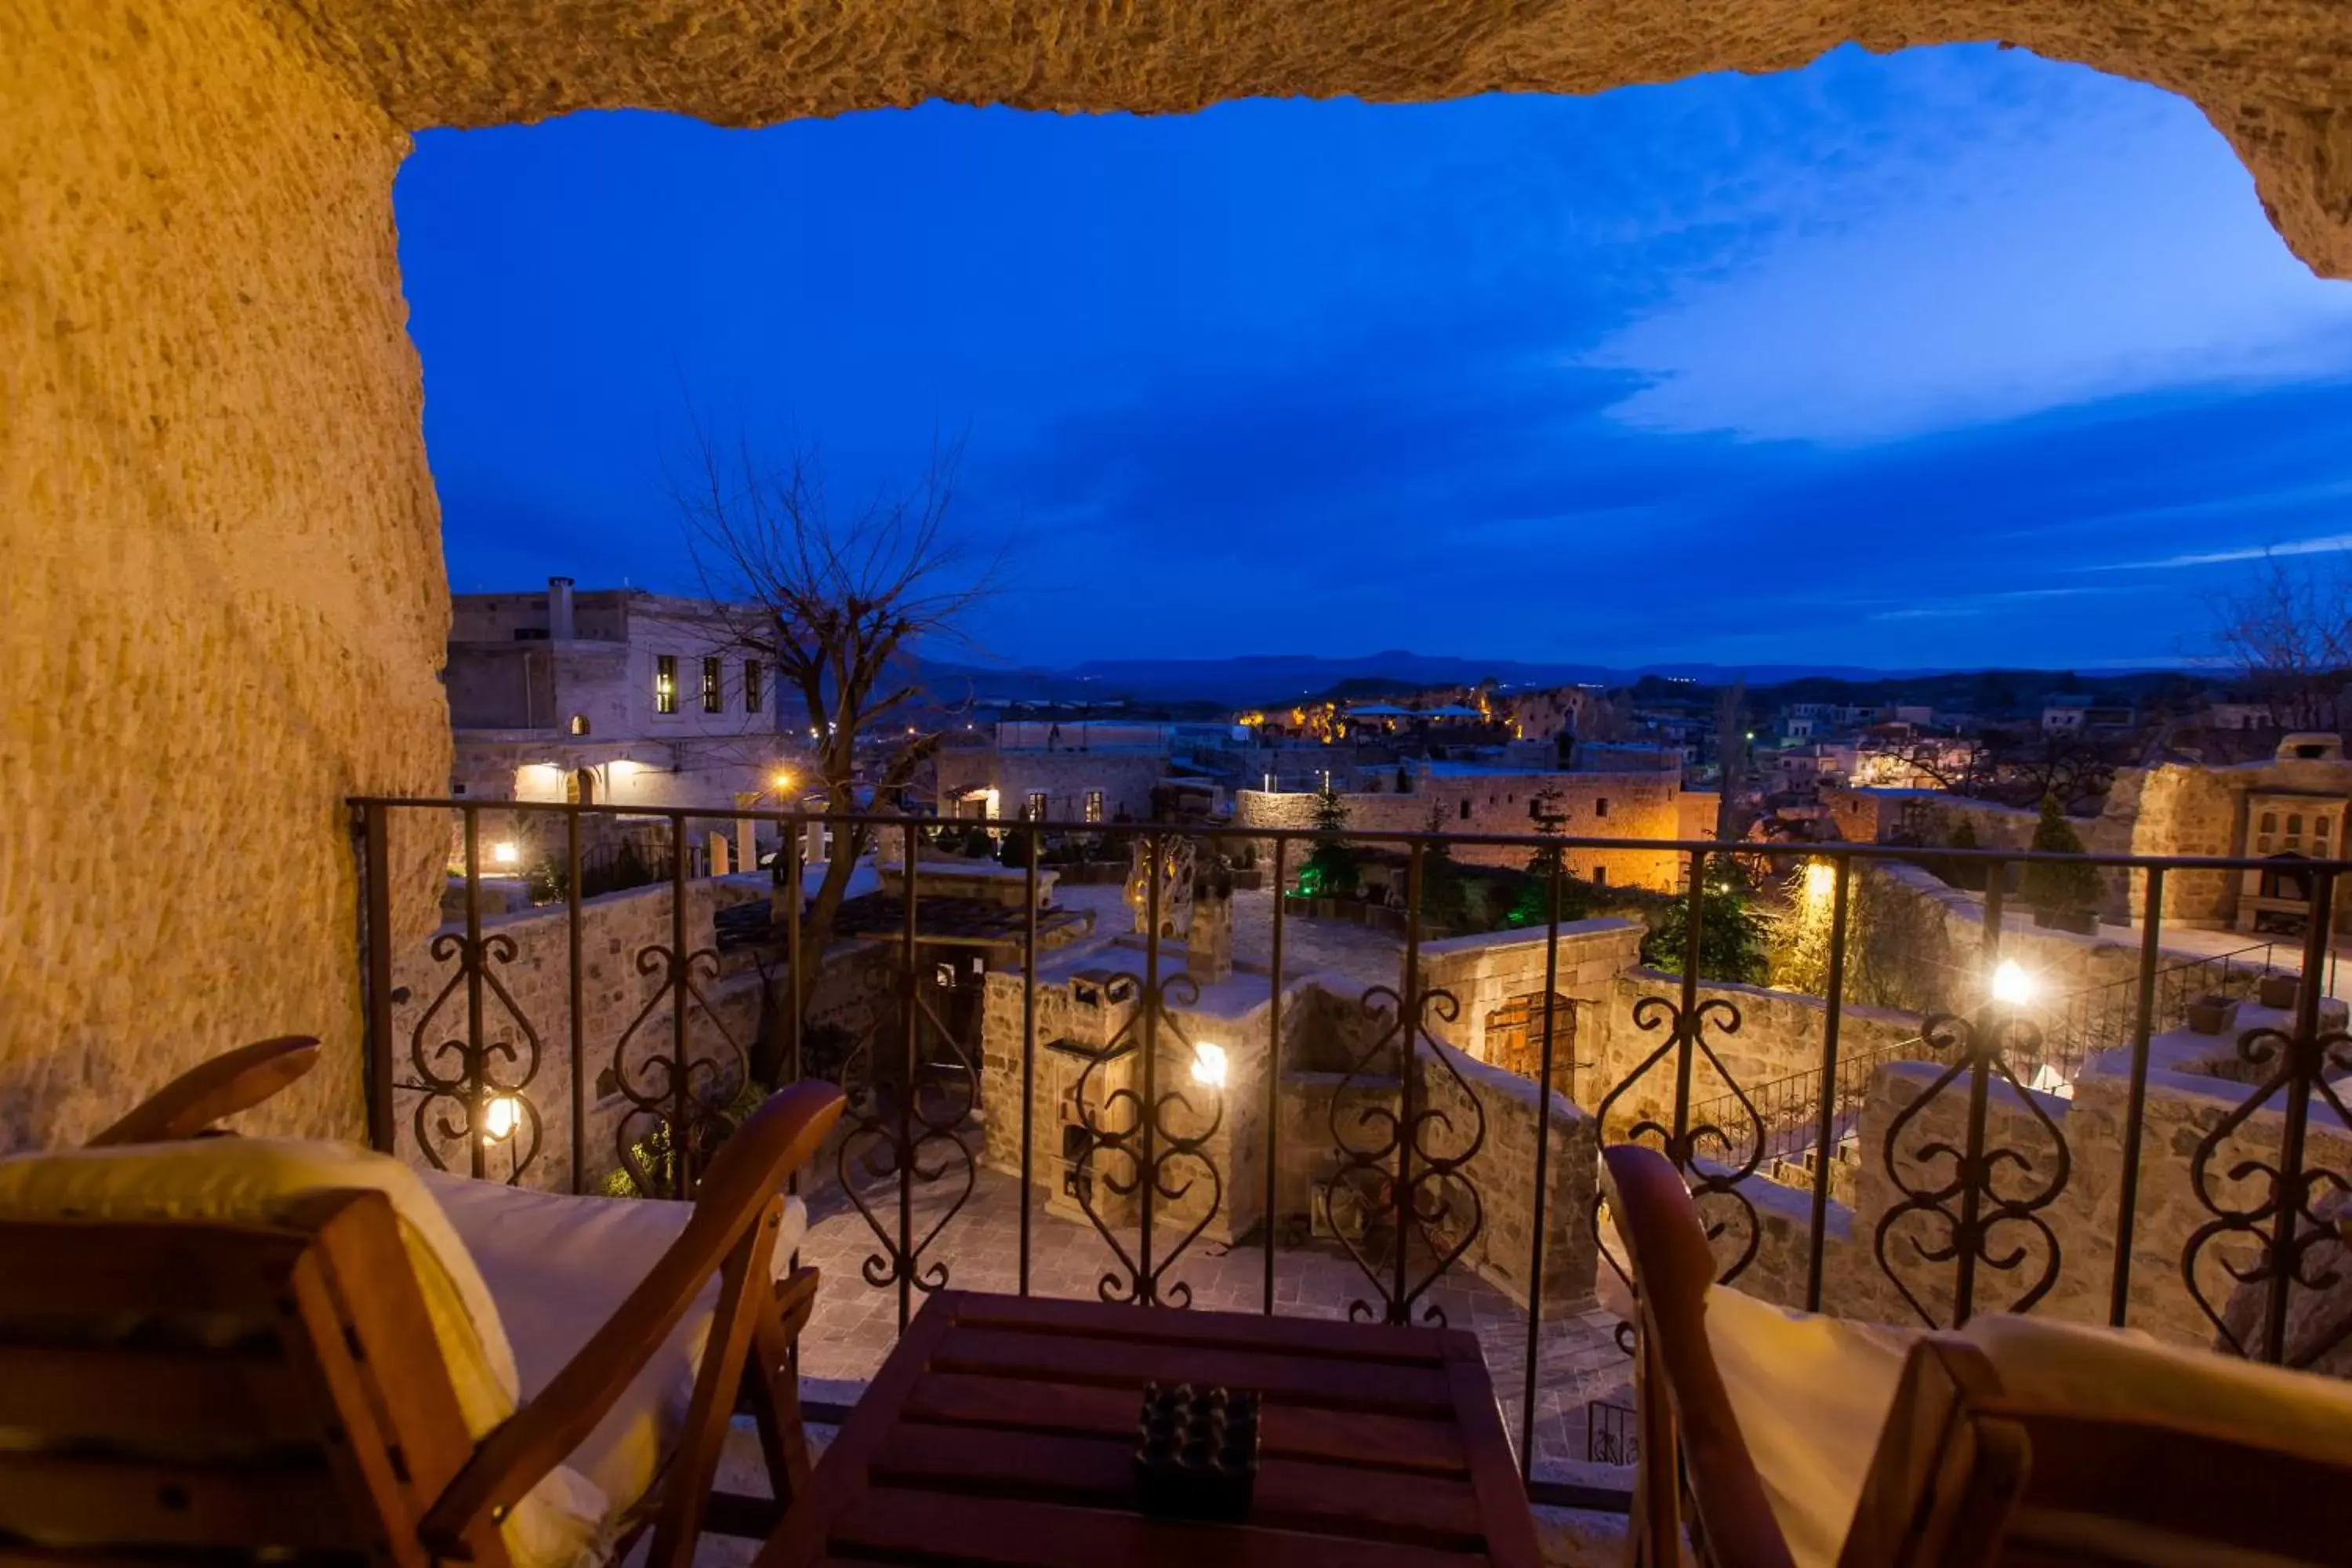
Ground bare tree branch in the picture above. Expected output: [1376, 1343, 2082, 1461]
[671, 415, 1004, 1083]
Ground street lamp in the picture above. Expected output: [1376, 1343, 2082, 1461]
[1191, 1042, 1229, 1090]
[1991, 958, 2036, 1008]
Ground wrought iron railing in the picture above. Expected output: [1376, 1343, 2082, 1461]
[1689, 1036, 1923, 1173]
[350, 799, 2352, 1506]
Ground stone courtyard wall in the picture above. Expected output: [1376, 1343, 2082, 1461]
[1414, 921, 1646, 1080]
[387, 877, 768, 1192]
[1711, 1040, 2352, 1352]
[1593, 967, 1925, 1142]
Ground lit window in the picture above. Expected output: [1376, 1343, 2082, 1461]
[744, 660, 763, 712]
[1025, 791, 1048, 821]
[1084, 789, 1103, 823]
[568, 713, 590, 736]
[655, 655, 677, 714]
[701, 657, 721, 713]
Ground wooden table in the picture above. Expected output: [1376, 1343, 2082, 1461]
[758, 1289, 1544, 1568]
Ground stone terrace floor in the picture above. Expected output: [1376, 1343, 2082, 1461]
[789, 1162, 1637, 1493]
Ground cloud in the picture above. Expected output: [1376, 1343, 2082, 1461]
[2096, 533, 2352, 571]
[1581, 49, 2352, 444]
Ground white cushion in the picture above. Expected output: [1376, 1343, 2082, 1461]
[420, 1171, 808, 1521]
[1701, 1285, 1919, 1568]
[1705, 1289, 2352, 1567]
[0, 1140, 607, 1568]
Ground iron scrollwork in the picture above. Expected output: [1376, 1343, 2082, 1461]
[1321, 982, 1486, 1326]
[829, 952, 982, 1308]
[1871, 1009, 2071, 1327]
[1591, 992, 1763, 1329]
[400, 928, 545, 1182]
[1068, 971, 1226, 1307]
[611, 938, 752, 1200]
[2182, 1016, 2352, 1360]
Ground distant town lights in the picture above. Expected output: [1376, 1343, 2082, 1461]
[1192, 1042, 1229, 1090]
[1991, 959, 2037, 1008]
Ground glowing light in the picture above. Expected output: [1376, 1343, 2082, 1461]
[1991, 959, 2036, 1008]
[491, 840, 521, 867]
[771, 768, 793, 792]
[1803, 860, 1835, 902]
[482, 1094, 521, 1142]
[1191, 1042, 1229, 1090]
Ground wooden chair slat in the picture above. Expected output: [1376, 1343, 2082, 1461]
[932, 1323, 1456, 1415]
[0, 1452, 357, 1551]
[902, 1370, 1470, 1474]
[0, 1221, 307, 1318]
[828, 1485, 1493, 1568]
[0, 1342, 314, 1448]
[949, 1293, 1452, 1365]
[869, 1422, 1488, 1551]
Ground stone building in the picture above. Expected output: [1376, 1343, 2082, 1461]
[1826, 733, 2352, 931]
[446, 577, 798, 815]
[935, 720, 1192, 825]
[1235, 762, 1716, 891]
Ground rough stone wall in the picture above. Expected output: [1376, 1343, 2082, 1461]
[270, 0, 2352, 280]
[1233, 771, 1686, 890]
[1853, 861, 2178, 1017]
[1414, 922, 1646, 1087]
[2, 0, 445, 1150]
[1415, 1040, 1599, 1316]
[388, 877, 767, 1192]
[1718, 1047, 2352, 1350]
[1593, 968, 1926, 1141]
[2118, 762, 2256, 927]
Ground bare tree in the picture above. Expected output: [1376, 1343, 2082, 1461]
[677, 424, 999, 1084]
[2206, 554, 2352, 731]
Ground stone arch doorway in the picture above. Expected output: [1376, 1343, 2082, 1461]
[1483, 992, 1577, 1099]
[566, 767, 597, 806]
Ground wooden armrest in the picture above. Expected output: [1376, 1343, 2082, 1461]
[421, 1081, 846, 1551]
[1602, 1144, 1794, 1568]
[89, 1036, 321, 1145]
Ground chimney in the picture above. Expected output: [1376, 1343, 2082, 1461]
[547, 575, 575, 641]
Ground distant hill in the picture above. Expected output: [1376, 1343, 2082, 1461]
[915, 650, 1996, 709]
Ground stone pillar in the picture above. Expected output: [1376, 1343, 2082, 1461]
[1188, 886, 1234, 985]
[706, 830, 731, 877]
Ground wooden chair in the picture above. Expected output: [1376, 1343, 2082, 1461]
[0, 1040, 845, 1568]
[1603, 1143, 2352, 1568]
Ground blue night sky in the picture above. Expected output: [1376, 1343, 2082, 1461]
[396, 44, 2352, 673]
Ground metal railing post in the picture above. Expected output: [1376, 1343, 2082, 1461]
[360, 802, 395, 1156]
[1264, 835, 1287, 1316]
[567, 807, 584, 1193]
[1806, 857, 1853, 1311]
[2109, 866, 2165, 1327]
